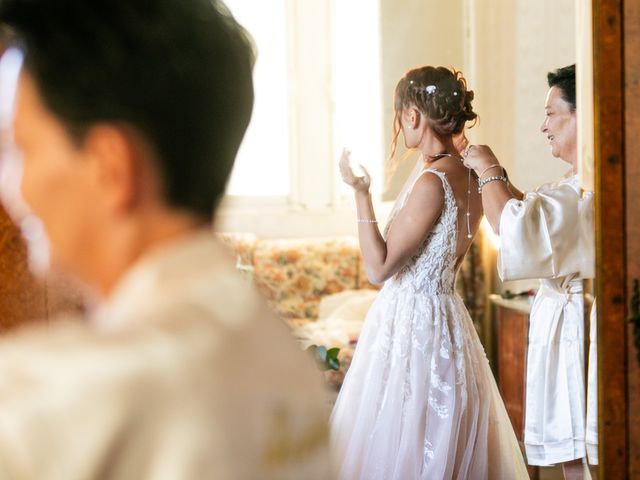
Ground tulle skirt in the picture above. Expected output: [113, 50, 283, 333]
[330, 286, 529, 479]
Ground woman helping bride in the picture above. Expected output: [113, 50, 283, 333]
[330, 66, 529, 479]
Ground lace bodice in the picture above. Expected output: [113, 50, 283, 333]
[384, 168, 458, 295]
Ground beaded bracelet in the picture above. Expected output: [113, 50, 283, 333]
[478, 164, 503, 180]
[477, 175, 508, 193]
[357, 219, 378, 224]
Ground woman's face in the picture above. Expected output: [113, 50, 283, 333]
[540, 86, 577, 164]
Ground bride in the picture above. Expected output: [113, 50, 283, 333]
[330, 66, 528, 479]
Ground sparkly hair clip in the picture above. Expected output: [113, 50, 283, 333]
[408, 81, 458, 97]
[408, 80, 437, 95]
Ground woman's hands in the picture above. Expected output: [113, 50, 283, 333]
[462, 144, 500, 173]
[339, 148, 371, 193]
[461, 144, 523, 235]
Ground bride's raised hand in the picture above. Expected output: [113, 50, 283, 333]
[339, 148, 371, 193]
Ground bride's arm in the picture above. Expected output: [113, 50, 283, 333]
[351, 174, 444, 285]
[339, 150, 444, 284]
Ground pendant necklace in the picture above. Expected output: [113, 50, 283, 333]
[429, 152, 473, 239]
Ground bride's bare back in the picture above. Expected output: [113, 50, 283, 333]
[382, 155, 483, 282]
[427, 156, 483, 266]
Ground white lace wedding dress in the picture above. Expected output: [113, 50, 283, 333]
[330, 169, 529, 479]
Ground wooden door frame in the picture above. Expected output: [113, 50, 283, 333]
[592, 0, 628, 477]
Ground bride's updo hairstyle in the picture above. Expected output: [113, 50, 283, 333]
[389, 66, 477, 165]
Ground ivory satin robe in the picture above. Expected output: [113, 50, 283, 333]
[0, 231, 332, 479]
[498, 175, 597, 466]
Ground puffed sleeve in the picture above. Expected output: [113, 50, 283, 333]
[497, 182, 593, 281]
[579, 191, 595, 279]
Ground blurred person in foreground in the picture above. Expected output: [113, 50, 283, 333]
[0, 0, 331, 478]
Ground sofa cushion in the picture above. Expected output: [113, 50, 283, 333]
[317, 289, 378, 322]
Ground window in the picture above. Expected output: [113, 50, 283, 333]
[224, 0, 290, 197]
[331, 0, 384, 197]
[223, 0, 383, 207]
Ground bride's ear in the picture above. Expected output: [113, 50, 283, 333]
[401, 107, 421, 130]
[409, 107, 421, 130]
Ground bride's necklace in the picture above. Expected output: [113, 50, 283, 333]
[429, 152, 473, 239]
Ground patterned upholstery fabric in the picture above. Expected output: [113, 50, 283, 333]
[216, 232, 485, 330]
[216, 232, 258, 267]
[252, 237, 360, 319]
[217, 231, 486, 390]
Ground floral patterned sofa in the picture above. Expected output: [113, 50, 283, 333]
[217, 233, 375, 322]
[216, 232, 485, 327]
[217, 232, 485, 387]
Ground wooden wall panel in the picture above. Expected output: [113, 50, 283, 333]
[592, 0, 626, 477]
[0, 207, 48, 331]
[624, 0, 640, 475]
[496, 307, 528, 440]
[494, 304, 539, 479]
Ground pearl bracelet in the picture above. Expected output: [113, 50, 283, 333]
[357, 219, 378, 224]
[477, 175, 508, 193]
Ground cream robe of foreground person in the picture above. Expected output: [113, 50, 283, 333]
[0, 233, 330, 479]
[0, 0, 331, 478]
[464, 64, 596, 480]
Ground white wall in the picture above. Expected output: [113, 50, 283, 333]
[380, 0, 465, 199]
[218, 0, 577, 238]
[219, 0, 466, 237]
[464, 0, 576, 294]
[465, 0, 576, 192]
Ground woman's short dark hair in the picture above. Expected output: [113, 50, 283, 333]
[547, 64, 576, 111]
[0, 0, 255, 218]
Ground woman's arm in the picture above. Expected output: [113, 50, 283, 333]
[507, 181, 525, 200]
[463, 145, 522, 234]
[364, 173, 443, 283]
[340, 151, 444, 284]
[477, 180, 515, 235]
